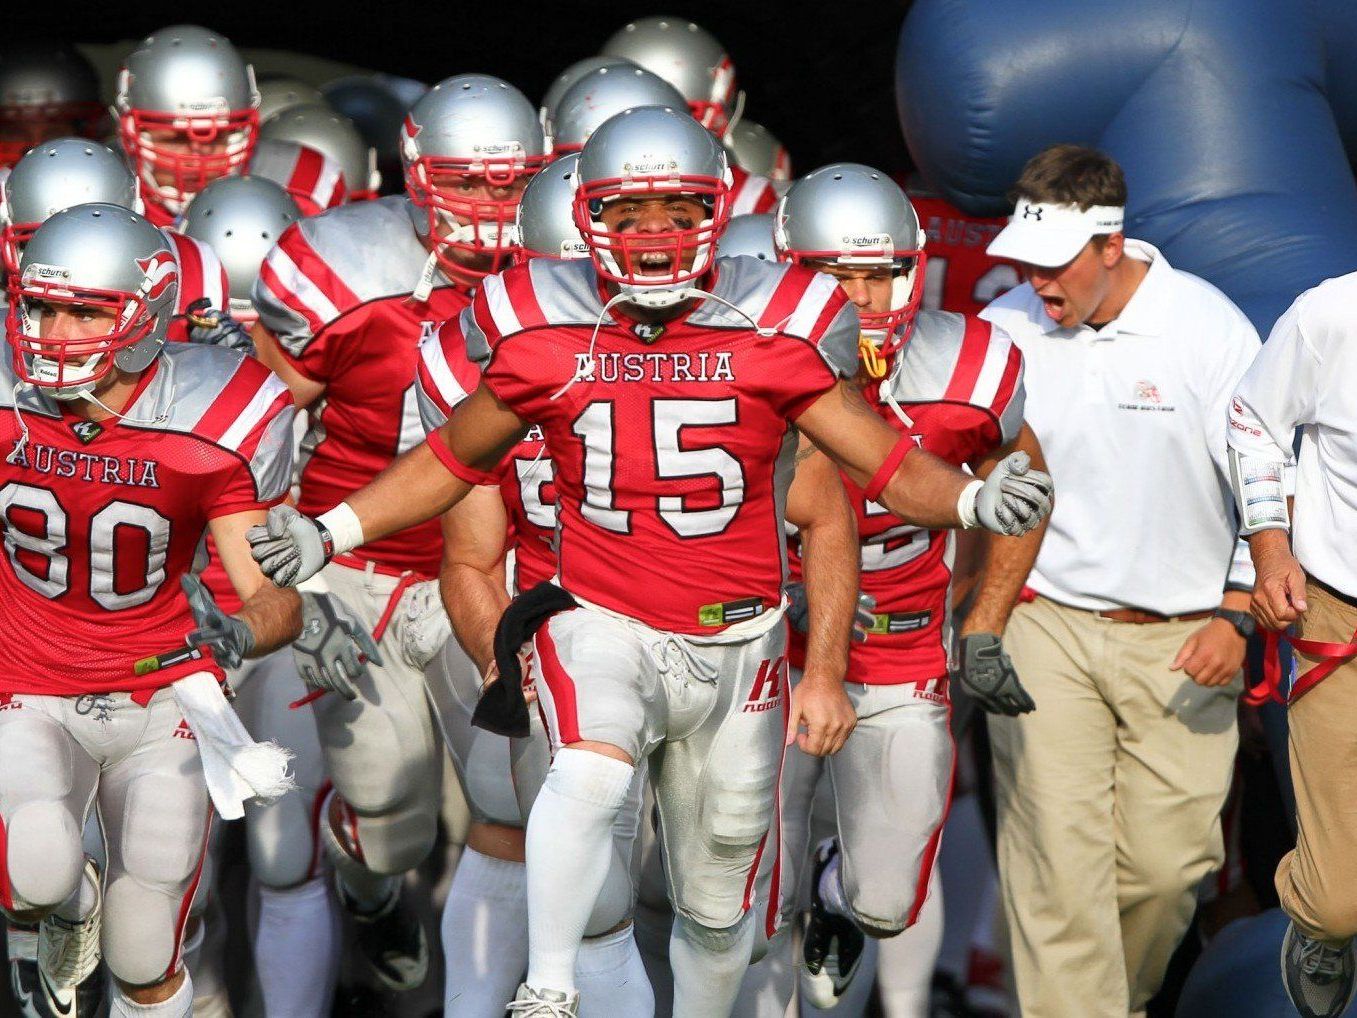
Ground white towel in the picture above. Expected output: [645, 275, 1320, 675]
[171, 670, 296, 820]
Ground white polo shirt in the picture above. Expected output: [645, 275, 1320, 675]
[1228, 271, 1357, 596]
[981, 240, 1258, 614]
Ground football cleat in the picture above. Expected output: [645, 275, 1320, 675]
[799, 838, 865, 1010]
[507, 983, 580, 1017]
[337, 881, 428, 992]
[1281, 922, 1357, 1018]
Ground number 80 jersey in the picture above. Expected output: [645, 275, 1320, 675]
[0, 345, 295, 696]
[446, 256, 860, 635]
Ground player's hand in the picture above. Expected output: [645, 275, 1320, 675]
[957, 633, 1035, 716]
[787, 672, 857, 756]
[247, 505, 332, 588]
[398, 579, 451, 670]
[182, 574, 255, 670]
[292, 591, 383, 701]
[1171, 619, 1246, 687]
[1252, 545, 1308, 631]
[786, 583, 876, 644]
[184, 298, 255, 354]
[972, 452, 1054, 536]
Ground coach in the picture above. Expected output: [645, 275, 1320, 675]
[976, 144, 1260, 1017]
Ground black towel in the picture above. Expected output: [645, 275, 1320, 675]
[472, 582, 578, 738]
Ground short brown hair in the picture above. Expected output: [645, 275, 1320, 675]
[1009, 144, 1127, 210]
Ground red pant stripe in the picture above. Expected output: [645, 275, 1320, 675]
[166, 805, 214, 981]
[905, 705, 957, 927]
[0, 811, 13, 911]
[534, 626, 581, 745]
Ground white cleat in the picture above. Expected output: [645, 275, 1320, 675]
[507, 983, 581, 1017]
[36, 858, 105, 1017]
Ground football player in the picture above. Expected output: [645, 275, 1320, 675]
[259, 103, 380, 202]
[245, 107, 1053, 1018]
[0, 42, 105, 169]
[772, 164, 1047, 1009]
[0, 203, 301, 1018]
[248, 74, 546, 992]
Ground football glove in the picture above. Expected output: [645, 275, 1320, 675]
[292, 592, 383, 701]
[398, 579, 452, 670]
[972, 452, 1054, 536]
[957, 633, 1035, 716]
[247, 505, 333, 588]
[183, 574, 255, 669]
[184, 298, 255, 354]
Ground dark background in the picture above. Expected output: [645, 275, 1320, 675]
[15, 0, 915, 182]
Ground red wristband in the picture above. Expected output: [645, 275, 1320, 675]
[863, 434, 918, 503]
[426, 433, 498, 486]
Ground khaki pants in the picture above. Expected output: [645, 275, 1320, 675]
[990, 596, 1240, 1017]
[1276, 579, 1357, 942]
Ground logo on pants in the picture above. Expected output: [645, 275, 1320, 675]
[744, 656, 787, 714]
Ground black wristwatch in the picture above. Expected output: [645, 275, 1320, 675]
[1213, 607, 1257, 639]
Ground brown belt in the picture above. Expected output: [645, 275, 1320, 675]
[1094, 608, 1214, 625]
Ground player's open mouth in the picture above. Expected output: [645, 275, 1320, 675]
[635, 250, 676, 275]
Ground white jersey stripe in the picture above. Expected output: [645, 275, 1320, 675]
[196, 240, 227, 310]
[219, 374, 291, 452]
[730, 174, 769, 216]
[419, 334, 471, 409]
[969, 331, 1012, 408]
[482, 273, 523, 337]
[311, 158, 344, 208]
[783, 271, 841, 338]
[263, 246, 342, 326]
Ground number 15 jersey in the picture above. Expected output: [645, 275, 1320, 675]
[446, 255, 859, 635]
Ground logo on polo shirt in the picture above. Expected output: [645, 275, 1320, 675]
[1117, 378, 1175, 413]
[1021, 204, 1044, 221]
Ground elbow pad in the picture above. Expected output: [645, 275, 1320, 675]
[1228, 446, 1290, 534]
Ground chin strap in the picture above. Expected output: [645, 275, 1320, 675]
[7, 383, 30, 465]
[412, 247, 443, 303]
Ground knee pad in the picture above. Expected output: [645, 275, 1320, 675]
[675, 911, 751, 955]
[246, 792, 320, 889]
[324, 794, 436, 877]
[103, 873, 182, 986]
[6, 801, 83, 910]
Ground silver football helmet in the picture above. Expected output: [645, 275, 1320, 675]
[549, 64, 687, 154]
[261, 103, 379, 200]
[255, 76, 324, 124]
[774, 163, 926, 374]
[716, 212, 776, 262]
[7, 203, 178, 398]
[574, 105, 731, 307]
[115, 25, 261, 215]
[0, 42, 105, 168]
[400, 74, 546, 287]
[179, 175, 301, 323]
[515, 153, 586, 261]
[322, 75, 407, 168]
[249, 138, 347, 215]
[601, 17, 742, 135]
[538, 56, 634, 135]
[724, 120, 790, 182]
[1, 139, 140, 276]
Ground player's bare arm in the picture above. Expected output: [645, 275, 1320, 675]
[211, 509, 303, 654]
[439, 487, 512, 674]
[252, 320, 326, 408]
[784, 440, 858, 757]
[796, 379, 1054, 533]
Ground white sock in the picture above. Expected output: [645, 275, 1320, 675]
[818, 845, 853, 920]
[576, 924, 653, 1017]
[441, 847, 529, 1016]
[876, 869, 944, 1018]
[253, 877, 338, 1018]
[53, 859, 98, 923]
[109, 969, 194, 1017]
[525, 748, 636, 994]
[669, 913, 756, 1018]
[732, 928, 794, 1017]
[936, 792, 989, 981]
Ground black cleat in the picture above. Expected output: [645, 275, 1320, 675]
[337, 883, 429, 992]
[799, 838, 865, 1010]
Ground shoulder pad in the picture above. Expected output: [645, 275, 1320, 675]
[463, 259, 609, 363]
[292, 196, 434, 306]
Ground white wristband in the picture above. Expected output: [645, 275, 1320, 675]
[317, 502, 364, 556]
[957, 479, 984, 530]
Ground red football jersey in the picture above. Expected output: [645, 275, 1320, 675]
[444, 256, 858, 635]
[788, 312, 1025, 684]
[730, 165, 779, 216]
[253, 196, 471, 576]
[416, 325, 557, 594]
[907, 191, 1021, 317]
[165, 232, 230, 344]
[0, 345, 294, 695]
[249, 140, 347, 217]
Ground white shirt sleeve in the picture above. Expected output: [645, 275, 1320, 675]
[1208, 314, 1263, 591]
[1227, 294, 1323, 464]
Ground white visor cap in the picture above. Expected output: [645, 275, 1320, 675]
[987, 198, 1124, 267]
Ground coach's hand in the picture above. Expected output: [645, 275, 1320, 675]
[958, 633, 1035, 716]
[1252, 541, 1309, 631]
[788, 671, 857, 756]
[293, 592, 382, 701]
[972, 452, 1054, 536]
[247, 505, 332, 588]
[183, 575, 255, 669]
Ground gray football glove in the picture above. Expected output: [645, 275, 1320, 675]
[182, 574, 255, 669]
[974, 452, 1054, 536]
[398, 579, 452, 670]
[786, 582, 876, 643]
[957, 633, 1035, 716]
[247, 505, 333, 588]
[184, 298, 255, 354]
[292, 592, 382, 701]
